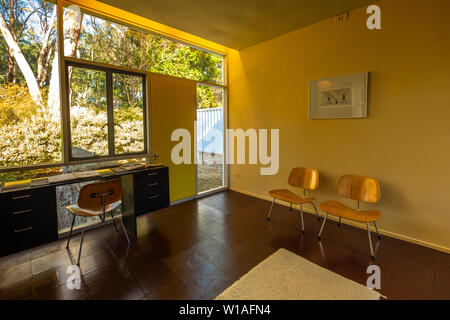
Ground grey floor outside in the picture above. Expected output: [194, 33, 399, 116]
[197, 152, 224, 193]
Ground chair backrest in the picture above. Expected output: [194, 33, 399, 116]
[337, 175, 380, 203]
[78, 179, 122, 212]
[288, 168, 319, 191]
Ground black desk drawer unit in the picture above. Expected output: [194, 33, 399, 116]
[0, 187, 58, 257]
[134, 167, 170, 216]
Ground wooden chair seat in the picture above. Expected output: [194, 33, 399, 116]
[269, 189, 315, 205]
[66, 200, 122, 217]
[320, 200, 380, 223]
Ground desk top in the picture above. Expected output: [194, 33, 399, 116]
[0, 164, 166, 194]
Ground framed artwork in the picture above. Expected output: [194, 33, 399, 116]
[309, 72, 369, 119]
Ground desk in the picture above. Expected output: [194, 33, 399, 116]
[0, 166, 170, 257]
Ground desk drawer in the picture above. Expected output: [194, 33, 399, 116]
[11, 208, 34, 230]
[135, 194, 166, 215]
[11, 193, 33, 213]
[9, 226, 36, 253]
[135, 180, 162, 197]
[133, 168, 170, 216]
[0, 187, 58, 257]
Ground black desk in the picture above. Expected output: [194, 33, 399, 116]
[0, 166, 170, 257]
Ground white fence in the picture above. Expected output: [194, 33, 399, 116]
[197, 107, 224, 154]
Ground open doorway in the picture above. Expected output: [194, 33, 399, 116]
[196, 84, 225, 194]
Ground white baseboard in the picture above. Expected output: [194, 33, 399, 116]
[230, 187, 450, 254]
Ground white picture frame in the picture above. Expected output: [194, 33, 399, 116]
[309, 72, 369, 119]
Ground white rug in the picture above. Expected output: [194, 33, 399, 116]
[216, 249, 381, 300]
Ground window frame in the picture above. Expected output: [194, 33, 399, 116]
[64, 59, 148, 162]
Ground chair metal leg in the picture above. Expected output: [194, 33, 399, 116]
[121, 219, 131, 245]
[318, 213, 328, 241]
[373, 221, 381, 239]
[366, 223, 375, 260]
[110, 210, 119, 232]
[77, 228, 85, 266]
[267, 198, 275, 221]
[300, 204, 305, 235]
[66, 214, 76, 249]
[311, 202, 321, 221]
[338, 217, 342, 227]
[290, 203, 293, 212]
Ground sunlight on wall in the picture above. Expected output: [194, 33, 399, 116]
[228, 0, 450, 252]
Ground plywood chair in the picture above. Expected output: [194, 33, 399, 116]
[267, 168, 320, 234]
[66, 179, 131, 265]
[319, 175, 381, 259]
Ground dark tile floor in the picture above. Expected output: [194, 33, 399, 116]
[0, 191, 448, 300]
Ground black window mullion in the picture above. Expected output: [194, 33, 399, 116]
[106, 70, 115, 157]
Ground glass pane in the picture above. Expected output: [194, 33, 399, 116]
[196, 85, 225, 193]
[73, 10, 223, 84]
[0, 0, 62, 171]
[56, 163, 120, 233]
[113, 73, 145, 154]
[69, 66, 108, 158]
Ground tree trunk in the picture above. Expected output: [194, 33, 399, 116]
[47, 8, 83, 117]
[41, 45, 54, 86]
[0, 11, 43, 105]
[7, 0, 14, 83]
[8, 50, 14, 83]
[37, 7, 56, 88]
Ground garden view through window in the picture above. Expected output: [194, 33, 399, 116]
[0, 0, 224, 183]
[68, 63, 146, 159]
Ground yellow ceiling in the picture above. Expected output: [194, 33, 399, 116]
[98, 0, 376, 50]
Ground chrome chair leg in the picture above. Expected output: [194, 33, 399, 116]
[121, 219, 131, 245]
[267, 198, 275, 221]
[366, 223, 375, 260]
[373, 221, 381, 239]
[311, 202, 321, 221]
[300, 204, 305, 235]
[338, 217, 342, 227]
[66, 214, 76, 249]
[110, 210, 119, 232]
[318, 213, 328, 241]
[77, 228, 85, 266]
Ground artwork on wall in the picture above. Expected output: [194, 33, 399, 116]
[309, 72, 368, 119]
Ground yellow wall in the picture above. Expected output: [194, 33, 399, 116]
[150, 73, 197, 202]
[228, 0, 450, 252]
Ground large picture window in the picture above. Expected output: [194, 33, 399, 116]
[66, 61, 146, 160]
[0, 1, 224, 180]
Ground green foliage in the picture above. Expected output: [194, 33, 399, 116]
[0, 108, 62, 167]
[197, 85, 224, 109]
[114, 105, 143, 123]
[78, 15, 223, 84]
[70, 67, 107, 110]
[0, 83, 39, 124]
